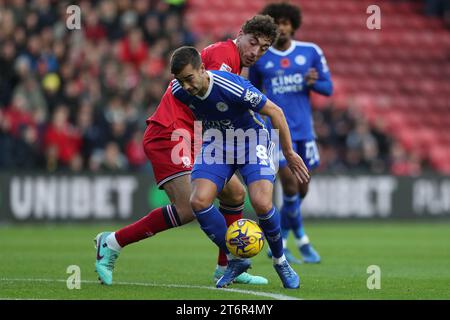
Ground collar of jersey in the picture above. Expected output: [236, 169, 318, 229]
[196, 71, 214, 100]
[269, 40, 296, 56]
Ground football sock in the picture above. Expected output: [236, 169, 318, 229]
[281, 194, 305, 239]
[272, 254, 287, 265]
[282, 238, 288, 250]
[281, 211, 290, 248]
[114, 205, 181, 248]
[106, 233, 122, 251]
[258, 207, 284, 259]
[216, 265, 227, 273]
[226, 253, 244, 261]
[217, 202, 244, 266]
[292, 196, 306, 239]
[296, 235, 310, 248]
[194, 204, 229, 254]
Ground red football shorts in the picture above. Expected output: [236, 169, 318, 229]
[143, 121, 195, 189]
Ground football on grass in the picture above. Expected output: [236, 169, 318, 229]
[225, 219, 265, 258]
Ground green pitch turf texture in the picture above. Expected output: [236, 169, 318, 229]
[0, 221, 449, 300]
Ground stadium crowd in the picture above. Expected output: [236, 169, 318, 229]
[425, 0, 450, 28]
[0, 0, 423, 176]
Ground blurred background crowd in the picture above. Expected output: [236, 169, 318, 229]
[0, 0, 448, 176]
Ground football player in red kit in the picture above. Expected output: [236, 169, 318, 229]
[94, 15, 279, 286]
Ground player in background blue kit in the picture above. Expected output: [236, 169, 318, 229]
[249, 3, 333, 264]
[170, 46, 310, 288]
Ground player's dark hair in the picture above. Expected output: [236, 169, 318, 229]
[241, 14, 279, 44]
[170, 46, 202, 74]
[260, 2, 302, 31]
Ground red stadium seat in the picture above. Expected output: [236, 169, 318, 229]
[186, 0, 450, 172]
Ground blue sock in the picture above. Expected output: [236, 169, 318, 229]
[194, 205, 229, 254]
[280, 204, 290, 242]
[282, 194, 305, 239]
[258, 207, 283, 259]
[292, 197, 306, 239]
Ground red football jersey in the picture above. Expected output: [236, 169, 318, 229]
[146, 39, 241, 127]
[201, 39, 242, 75]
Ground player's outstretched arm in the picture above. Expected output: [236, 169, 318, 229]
[259, 100, 310, 184]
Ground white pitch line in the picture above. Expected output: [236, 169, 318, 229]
[0, 278, 301, 301]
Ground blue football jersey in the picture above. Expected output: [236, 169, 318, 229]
[249, 41, 333, 141]
[172, 70, 268, 136]
[172, 70, 275, 191]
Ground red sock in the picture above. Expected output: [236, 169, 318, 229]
[217, 202, 245, 266]
[115, 205, 181, 248]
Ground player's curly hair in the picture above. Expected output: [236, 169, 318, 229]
[260, 2, 302, 31]
[241, 14, 279, 44]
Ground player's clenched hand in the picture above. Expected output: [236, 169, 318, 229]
[285, 150, 310, 184]
[305, 68, 319, 86]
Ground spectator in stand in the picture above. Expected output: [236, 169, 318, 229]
[118, 28, 148, 69]
[0, 0, 428, 176]
[12, 125, 42, 169]
[425, 0, 450, 28]
[69, 153, 84, 172]
[346, 120, 379, 170]
[143, 13, 162, 44]
[12, 75, 48, 121]
[390, 142, 422, 176]
[98, 0, 123, 41]
[0, 40, 19, 106]
[126, 129, 147, 171]
[141, 38, 168, 78]
[75, 100, 102, 167]
[41, 72, 62, 116]
[2, 95, 37, 139]
[101, 141, 128, 171]
[90, 141, 128, 172]
[84, 9, 107, 41]
[1, 9, 16, 40]
[43, 105, 82, 170]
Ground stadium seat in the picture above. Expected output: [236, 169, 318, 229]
[186, 0, 450, 173]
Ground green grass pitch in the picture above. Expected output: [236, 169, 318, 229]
[0, 221, 449, 300]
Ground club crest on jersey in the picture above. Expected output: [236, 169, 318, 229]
[188, 104, 196, 110]
[295, 55, 306, 65]
[219, 63, 232, 72]
[216, 102, 229, 112]
[244, 89, 262, 108]
[181, 156, 192, 168]
[280, 58, 290, 68]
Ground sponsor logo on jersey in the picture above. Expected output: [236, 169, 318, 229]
[265, 61, 274, 69]
[219, 63, 232, 72]
[271, 73, 304, 94]
[216, 102, 229, 112]
[244, 89, 263, 108]
[203, 119, 234, 131]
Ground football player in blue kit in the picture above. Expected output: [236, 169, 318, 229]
[170, 46, 310, 289]
[249, 3, 333, 264]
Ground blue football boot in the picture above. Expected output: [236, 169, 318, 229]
[299, 243, 321, 264]
[216, 259, 251, 288]
[213, 266, 268, 285]
[273, 260, 300, 289]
